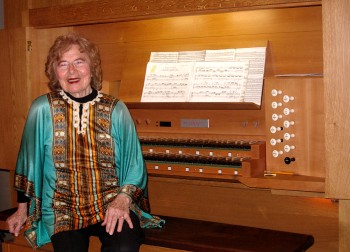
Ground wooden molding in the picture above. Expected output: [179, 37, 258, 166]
[29, 0, 321, 28]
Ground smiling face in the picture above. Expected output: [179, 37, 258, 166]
[56, 44, 92, 98]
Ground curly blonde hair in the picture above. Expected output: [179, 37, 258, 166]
[45, 33, 102, 91]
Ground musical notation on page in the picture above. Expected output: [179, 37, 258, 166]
[235, 47, 266, 105]
[189, 61, 249, 102]
[141, 47, 266, 105]
[141, 62, 194, 102]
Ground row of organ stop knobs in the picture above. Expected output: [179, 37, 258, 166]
[270, 89, 296, 165]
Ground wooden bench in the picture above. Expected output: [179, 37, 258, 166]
[1, 208, 314, 252]
[144, 216, 314, 252]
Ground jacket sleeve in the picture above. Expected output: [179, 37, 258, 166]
[111, 100, 148, 201]
[15, 95, 51, 200]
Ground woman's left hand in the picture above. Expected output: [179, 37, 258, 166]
[102, 193, 133, 235]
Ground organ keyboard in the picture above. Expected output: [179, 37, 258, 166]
[140, 137, 266, 179]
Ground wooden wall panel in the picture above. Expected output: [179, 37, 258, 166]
[28, 0, 321, 28]
[0, 30, 12, 168]
[118, 7, 322, 41]
[75, 6, 322, 42]
[97, 43, 126, 83]
[147, 177, 338, 252]
[0, 29, 28, 169]
[323, 0, 350, 200]
[323, 1, 350, 251]
[339, 200, 350, 251]
[29, 0, 90, 9]
[3, 0, 28, 29]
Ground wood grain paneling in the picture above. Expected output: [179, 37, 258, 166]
[28, 0, 321, 28]
[0, 29, 28, 169]
[147, 176, 338, 252]
[0, 30, 12, 169]
[3, 0, 28, 29]
[339, 200, 350, 251]
[28, 0, 90, 9]
[323, 0, 350, 200]
[323, 1, 350, 250]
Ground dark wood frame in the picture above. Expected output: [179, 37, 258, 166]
[28, 0, 321, 28]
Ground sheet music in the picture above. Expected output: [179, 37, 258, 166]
[205, 49, 236, 62]
[149, 52, 179, 62]
[141, 62, 194, 102]
[235, 47, 266, 105]
[189, 61, 249, 102]
[142, 47, 266, 104]
[178, 50, 206, 62]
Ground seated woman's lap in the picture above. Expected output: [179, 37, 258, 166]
[51, 211, 144, 252]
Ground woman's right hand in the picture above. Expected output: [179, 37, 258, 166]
[6, 202, 28, 236]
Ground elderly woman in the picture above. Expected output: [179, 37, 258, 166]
[6, 33, 163, 252]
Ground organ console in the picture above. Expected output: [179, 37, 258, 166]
[126, 76, 325, 192]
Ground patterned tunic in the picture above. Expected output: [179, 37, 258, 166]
[14, 91, 164, 248]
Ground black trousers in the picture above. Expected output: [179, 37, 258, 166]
[51, 211, 144, 252]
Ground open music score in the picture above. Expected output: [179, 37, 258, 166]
[190, 61, 249, 102]
[141, 47, 266, 105]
